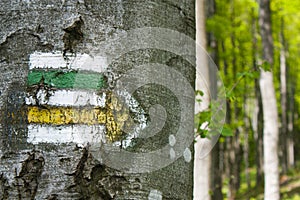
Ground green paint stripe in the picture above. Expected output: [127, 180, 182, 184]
[27, 70, 107, 90]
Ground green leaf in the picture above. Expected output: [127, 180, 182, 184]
[260, 61, 271, 72]
[196, 98, 202, 103]
[219, 137, 225, 143]
[195, 90, 205, 96]
[221, 126, 234, 137]
[251, 71, 260, 79]
[226, 90, 237, 102]
[200, 129, 209, 138]
[195, 90, 205, 103]
[237, 72, 247, 79]
[237, 71, 260, 80]
[194, 109, 212, 138]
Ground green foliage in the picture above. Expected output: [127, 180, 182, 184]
[206, 16, 232, 40]
[204, 0, 300, 198]
[237, 71, 260, 79]
[195, 90, 204, 103]
[221, 125, 234, 137]
[195, 105, 234, 138]
[194, 109, 211, 138]
[259, 61, 271, 72]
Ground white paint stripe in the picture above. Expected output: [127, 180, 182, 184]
[25, 89, 106, 107]
[27, 124, 106, 145]
[29, 51, 107, 73]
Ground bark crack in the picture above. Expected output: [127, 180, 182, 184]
[68, 147, 128, 199]
[0, 173, 10, 199]
[15, 151, 45, 200]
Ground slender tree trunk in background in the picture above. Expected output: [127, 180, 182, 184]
[279, 17, 288, 174]
[253, 82, 264, 188]
[288, 85, 299, 168]
[243, 122, 250, 190]
[221, 41, 232, 199]
[194, 0, 211, 199]
[238, 29, 251, 192]
[253, 86, 264, 188]
[258, 0, 280, 199]
[221, 33, 242, 199]
[205, 0, 223, 199]
[211, 141, 223, 200]
[228, 2, 242, 197]
[0, 1, 196, 199]
[280, 17, 295, 170]
[243, 73, 250, 190]
[287, 78, 295, 169]
[206, 0, 218, 64]
[228, 130, 242, 200]
[251, 7, 264, 188]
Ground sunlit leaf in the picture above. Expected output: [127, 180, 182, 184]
[221, 126, 234, 137]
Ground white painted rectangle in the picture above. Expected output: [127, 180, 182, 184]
[25, 89, 106, 107]
[27, 124, 106, 145]
[29, 51, 108, 73]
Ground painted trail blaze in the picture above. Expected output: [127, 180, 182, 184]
[27, 106, 108, 125]
[25, 52, 126, 144]
[27, 70, 106, 90]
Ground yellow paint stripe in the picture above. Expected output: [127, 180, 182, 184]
[27, 105, 130, 142]
[27, 106, 106, 125]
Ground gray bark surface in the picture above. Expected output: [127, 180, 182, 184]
[258, 0, 280, 199]
[0, 1, 195, 199]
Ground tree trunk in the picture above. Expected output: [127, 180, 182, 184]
[194, 0, 211, 199]
[258, 0, 280, 199]
[228, 2, 242, 196]
[279, 17, 295, 171]
[0, 1, 196, 199]
[251, 6, 264, 188]
[259, 71, 280, 200]
[221, 40, 232, 199]
[287, 79, 295, 169]
[253, 86, 264, 188]
[211, 140, 223, 200]
[243, 99, 250, 190]
[279, 16, 288, 174]
[205, 0, 223, 199]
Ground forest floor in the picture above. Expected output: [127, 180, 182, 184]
[280, 173, 300, 200]
[223, 162, 300, 200]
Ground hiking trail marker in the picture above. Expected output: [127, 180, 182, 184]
[26, 51, 145, 145]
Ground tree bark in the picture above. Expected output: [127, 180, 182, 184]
[194, 0, 211, 199]
[287, 79, 295, 169]
[251, 6, 264, 188]
[279, 17, 288, 174]
[228, 2, 242, 197]
[0, 1, 196, 199]
[258, 0, 280, 199]
[205, 0, 223, 199]
[279, 17, 295, 171]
